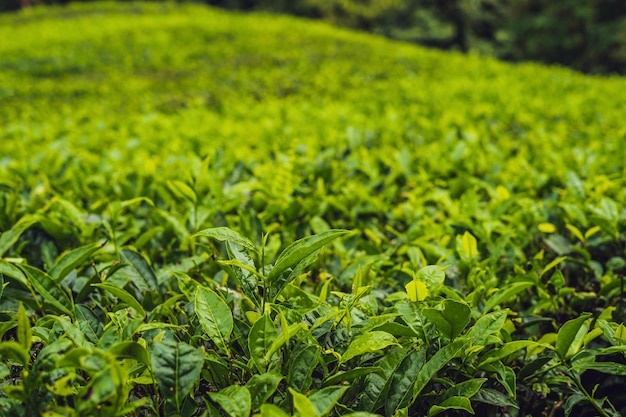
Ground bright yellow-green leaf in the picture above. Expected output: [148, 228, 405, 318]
[405, 280, 428, 302]
[461, 231, 478, 259]
[495, 185, 511, 200]
[538, 223, 557, 233]
[565, 224, 585, 242]
[585, 226, 602, 239]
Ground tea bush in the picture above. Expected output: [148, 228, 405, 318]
[1, 3, 626, 416]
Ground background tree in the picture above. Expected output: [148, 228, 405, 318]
[3, 0, 625, 74]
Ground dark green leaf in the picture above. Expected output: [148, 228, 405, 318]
[413, 339, 469, 398]
[225, 241, 261, 307]
[572, 362, 626, 376]
[288, 345, 319, 392]
[249, 312, 277, 373]
[323, 367, 384, 387]
[473, 388, 519, 409]
[564, 393, 586, 417]
[151, 340, 204, 413]
[195, 286, 233, 355]
[109, 341, 151, 367]
[120, 249, 160, 294]
[246, 372, 282, 411]
[358, 347, 411, 412]
[49, 242, 102, 282]
[441, 378, 487, 400]
[0, 216, 37, 258]
[18, 264, 73, 317]
[422, 299, 471, 340]
[385, 347, 427, 415]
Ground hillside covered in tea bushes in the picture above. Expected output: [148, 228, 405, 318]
[1, 3, 626, 416]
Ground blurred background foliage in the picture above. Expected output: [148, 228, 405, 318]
[3, 0, 626, 75]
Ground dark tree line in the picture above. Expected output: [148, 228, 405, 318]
[3, 0, 626, 74]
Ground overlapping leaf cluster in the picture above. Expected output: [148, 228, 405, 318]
[1, 3, 626, 416]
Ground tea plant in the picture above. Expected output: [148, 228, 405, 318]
[1, 2, 626, 416]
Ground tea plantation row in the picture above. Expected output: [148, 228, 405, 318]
[1, 3, 626, 416]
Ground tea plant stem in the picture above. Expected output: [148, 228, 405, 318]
[565, 368, 613, 417]
[415, 305, 431, 349]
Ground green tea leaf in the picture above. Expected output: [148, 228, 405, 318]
[483, 282, 534, 313]
[539, 256, 567, 278]
[77, 364, 128, 415]
[260, 404, 290, 417]
[571, 362, 626, 375]
[405, 279, 428, 302]
[195, 227, 259, 256]
[246, 372, 282, 411]
[51, 315, 91, 348]
[92, 283, 146, 317]
[108, 341, 151, 367]
[290, 388, 317, 416]
[225, 241, 261, 307]
[461, 231, 478, 260]
[166, 179, 197, 205]
[0, 341, 29, 366]
[17, 264, 73, 317]
[249, 312, 278, 373]
[422, 299, 471, 340]
[385, 347, 427, 415]
[209, 385, 252, 417]
[268, 229, 349, 283]
[563, 393, 586, 417]
[267, 321, 307, 359]
[288, 345, 319, 392]
[151, 340, 204, 413]
[0, 260, 28, 288]
[442, 378, 487, 399]
[413, 339, 469, 398]
[120, 249, 160, 295]
[309, 385, 348, 416]
[0, 216, 37, 258]
[479, 340, 545, 367]
[340, 331, 399, 364]
[49, 242, 102, 282]
[471, 311, 507, 344]
[16, 303, 31, 353]
[555, 314, 592, 359]
[358, 347, 412, 412]
[416, 265, 445, 294]
[323, 367, 384, 387]
[195, 286, 233, 355]
[473, 388, 519, 409]
[428, 396, 474, 416]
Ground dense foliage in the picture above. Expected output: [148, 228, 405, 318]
[1, 3, 626, 416]
[3, 0, 626, 74]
